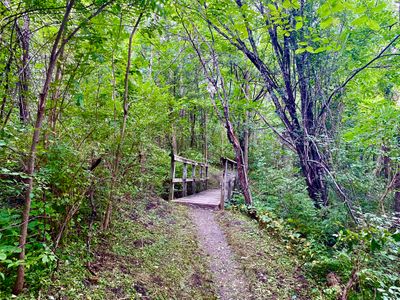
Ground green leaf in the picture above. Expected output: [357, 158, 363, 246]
[320, 17, 334, 29]
[282, 0, 291, 9]
[305, 46, 314, 53]
[331, 2, 345, 13]
[314, 47, 326, 53]
[370, 238, 381, 252]
[366, 19, 380, 31]
[295, 48, 306, 54]
[352, 16, 368, 27]
[41, 255, 49, 264]
[291, 0, 300, 9]
[392, 232, 400, 242]
[0, 253, 6, 260]
[75, 93, 84, 107]
[0, 245, 21, 253]
[295, 22, 303, 30]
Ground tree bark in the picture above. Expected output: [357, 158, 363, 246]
[295, 138, 328, 207]
[190, 110, 196, 148]
[102, 13, 143, 230]
[13, 0, 75, 294]
[16, 12, 31, 124]
[393, 172, 400, 215]
[180, 18, 253, 205]
[224, 109, 252, 205]
[1, 22, 17, 122]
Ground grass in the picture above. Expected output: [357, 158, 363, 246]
[41, 194, 216, 299]
[10, 193, 319, 300]
[216, 209, 317, 300]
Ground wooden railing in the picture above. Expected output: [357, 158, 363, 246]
[220, 157, 238, 209]
[169, 154, 209, 200]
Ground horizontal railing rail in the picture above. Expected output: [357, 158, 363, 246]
[169, 153, 209, 200]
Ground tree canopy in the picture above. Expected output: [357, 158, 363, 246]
[0, 0, 399, 299]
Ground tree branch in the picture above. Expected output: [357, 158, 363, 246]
[318, 34, 400, 120]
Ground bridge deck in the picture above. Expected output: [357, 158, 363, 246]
[172, 189, 220, 209]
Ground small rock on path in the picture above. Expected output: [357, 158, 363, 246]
[189, 207, 252, 300]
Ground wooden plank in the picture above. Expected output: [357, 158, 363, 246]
[192, 165, 196, 194]
[173, 178, 194, 183]
[205, 165, 209, 190]
[169, 153, 176, 200]
[172, 189, 220, 209]
[174, 155, 198, 165]
[199, 165, 203, 191]
[222, 157, 237, 165]
[172, 178, 208, 183]
[182, 163, 187, 197]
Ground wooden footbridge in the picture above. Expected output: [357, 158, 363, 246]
[169, 154, 238, 209]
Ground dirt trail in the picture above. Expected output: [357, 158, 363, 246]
[189, 207, 252, 300]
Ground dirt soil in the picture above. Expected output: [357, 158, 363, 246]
[189, 207, 252, 300]
[44, 194, 316, 300]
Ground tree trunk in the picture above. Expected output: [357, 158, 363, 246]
[223, 106, 252, 205]
[295, 137, 328, 207]
[13, 1, 75, 294]
[1, 22, 17, 122]
[102, 14, 143, 230]
[190, 110, 196, 148]
[203, 108, 208, 161]
[242, 112, 249, 172]
[16, 12, 31, 124]
[375, 145, 391, 179]
[180, 18, 252, 204]
[393, 172, 400, 215]
[49, 44, 65, 135]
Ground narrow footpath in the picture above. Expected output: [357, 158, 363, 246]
[45, 195, 315, 299]
[189, 207, 252, 300]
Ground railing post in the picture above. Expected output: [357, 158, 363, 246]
[235, 163, 239, 190]
[220, 158, 227, 209]
[200, 165, 203, 191]
[169, 153, 175, 200]
[170, 155, 209, 200]
[192, 164, 196, 194]
[182, 162, 187, 197]
[205, 164, 209, 190]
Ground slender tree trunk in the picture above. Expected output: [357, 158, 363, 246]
[222, 105, 252, 205]
[190, 111, 196, 148]
[1, 23, 17, 121]
[16, 12, 31, 124]
[203, 108, 208, 162]
[13, 1, 75, 294]
[243, 115, 249, 171]
[50, 44, 65, 135]
[393, 172, 400, 215]
[241, 71, 251, 171]
[374, 144, 391, 179]
[295, 137, 328, 207]
[181, 19, 253, 204]
[103, 14, 143, 230]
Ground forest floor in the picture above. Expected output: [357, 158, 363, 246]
[40, 194, 315, 300]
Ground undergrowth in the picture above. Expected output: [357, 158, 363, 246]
[8, 193, 216, 299]
[229, 160, 400, 300]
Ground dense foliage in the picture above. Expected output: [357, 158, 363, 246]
[0, 0, 399, 299]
